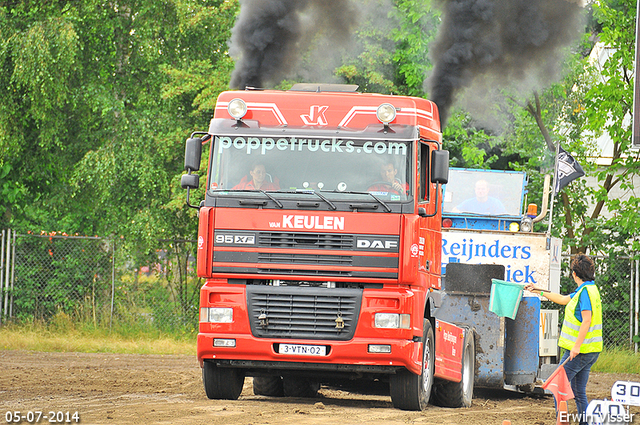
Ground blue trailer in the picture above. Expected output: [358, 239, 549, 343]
[433, 168, 562, 392]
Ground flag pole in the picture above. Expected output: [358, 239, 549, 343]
[547, 141, 561, 243]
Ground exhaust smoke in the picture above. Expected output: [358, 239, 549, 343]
[427, 0, 584, 126]
[229, 0, 358, 90]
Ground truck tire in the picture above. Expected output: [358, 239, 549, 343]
[202, 360, 244, 400]
[253, 376, 284, 397]
[432, 328, 475, 408]
[282, 376, 320, 398]
[389, 319, 434, 411]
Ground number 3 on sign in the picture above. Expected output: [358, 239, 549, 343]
[611, 381, 640, 406]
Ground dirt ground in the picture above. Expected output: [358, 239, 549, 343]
[1, 350, 638, 425]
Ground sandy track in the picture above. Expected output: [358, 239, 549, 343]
[1, 350, 638, 425]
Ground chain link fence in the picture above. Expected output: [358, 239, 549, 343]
[1, 230, 638, 349]
[0, 230, 200, 335]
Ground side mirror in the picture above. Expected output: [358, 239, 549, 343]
[184, 137, 203, 172]
[431, 150, 449, 184]
[181, 173, 199, 190]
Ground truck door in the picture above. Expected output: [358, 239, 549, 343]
[416, 140, 442, 290]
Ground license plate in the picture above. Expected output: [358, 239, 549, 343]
[278, 343, 326, 356]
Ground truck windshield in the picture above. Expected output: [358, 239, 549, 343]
[442, 168, 526, 216]
[208, 135, 412, 202]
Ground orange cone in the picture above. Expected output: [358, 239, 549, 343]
[557, 400, 569, 425]
[502, 421, 511, 425]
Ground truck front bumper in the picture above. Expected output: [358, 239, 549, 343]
[197, 333, 423, 376]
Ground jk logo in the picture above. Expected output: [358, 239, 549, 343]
[301, 105, 329, 126]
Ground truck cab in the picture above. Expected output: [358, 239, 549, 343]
[181, 84, 470, 411]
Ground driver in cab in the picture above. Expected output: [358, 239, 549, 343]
[368, 161, 408, 195]
[233, 163, 280, 191]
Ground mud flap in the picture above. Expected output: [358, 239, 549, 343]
[434, 319, 465, 382]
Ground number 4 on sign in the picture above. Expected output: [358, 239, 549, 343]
[585, 400, 630, 425]
[611, 381, 640, 406]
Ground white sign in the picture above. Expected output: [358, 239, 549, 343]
[611, 381, 640, 406]
[584, 400, 633, 425]
[442, 230, 551, 288]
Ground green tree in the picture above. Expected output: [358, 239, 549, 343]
[330, 0, 439, 95]
[0, 1, 238, 250]
[572, 0, 640, 254]
[486, 0, 639, 256]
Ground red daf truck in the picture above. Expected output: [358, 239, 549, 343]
[181, 84, 475, 410]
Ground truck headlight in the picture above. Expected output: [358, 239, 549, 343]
[200, 307, 233, 323]
[227, 98, 247, 120]
[520, 217, 533, 232]
[374, 313, 410, 329]
[376, 103, 396, 124]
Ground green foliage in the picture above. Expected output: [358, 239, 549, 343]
[389, 0, 439, 96]
[592, 347, 640, 374]
[554, 0, 640, 254]
[442, 111, 496, 169]
[331, 0, 439, 95]
[0, 0, 237, 253]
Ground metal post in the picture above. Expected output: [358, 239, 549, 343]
[3, 229, 10, 323]
[3, 229, 11, 319]
[110, 238, 115, 331]
[634, 259, 640, 353]
[632, 0, 640, 149]
[10, 230, 15, 318]
[0, 229, 4, 324]
[546, 142, 561, 239]
[632, 259, 636, 349]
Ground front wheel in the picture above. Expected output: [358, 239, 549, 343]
[202, 360, 245, 400]
[432, 327, 475, 407]
[389, 319, 434, 411]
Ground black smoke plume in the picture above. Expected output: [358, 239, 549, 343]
[427, 0, 584, 126]
[229, 0, 358, 89]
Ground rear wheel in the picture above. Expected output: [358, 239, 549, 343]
[432, 328, 475, 407]
[253, 376, 284, 397]
[282, 376, 320, 398]
[390, 319, 434, 411]
[202, 361, 244, 400]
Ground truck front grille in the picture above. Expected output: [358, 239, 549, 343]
[257, 252, 353, 265]
[258, 232, 354, 250]
[246, 285, 362, 341]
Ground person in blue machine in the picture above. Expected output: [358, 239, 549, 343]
[452, 179, 506, 214]
[525, 254, 603, 425]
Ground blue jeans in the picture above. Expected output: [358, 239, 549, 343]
[559, 350, 600, 425]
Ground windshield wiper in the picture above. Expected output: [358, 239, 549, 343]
[259, 189, 284, 208]
[228, 189, 283, 208]
[335, 191, 392, 213]
[271, 189, 337, 210]
[313, 191, 337, 210]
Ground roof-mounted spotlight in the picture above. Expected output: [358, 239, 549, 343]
[228, 98, 248, 120]
[376, 103, 396, 125]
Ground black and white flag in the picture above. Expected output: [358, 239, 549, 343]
[554, 146, 585, 194]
